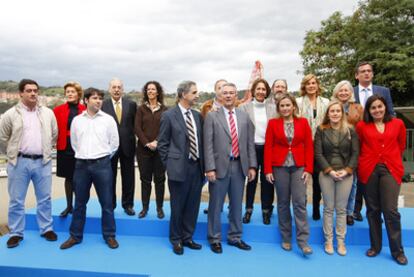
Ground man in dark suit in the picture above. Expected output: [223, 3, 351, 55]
[204, 82, 257, 254]
[102, 78, 137, 216]
[158, 80, 204, 255]
[353, 61, 394, 115]
[353, 61, 395, 222]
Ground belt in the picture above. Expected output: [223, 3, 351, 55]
[229, 156, 240, 161]
[77, 155, 109, 163]
[18, 152, 43, 160]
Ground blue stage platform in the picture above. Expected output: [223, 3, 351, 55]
[0, 198, 413, 276]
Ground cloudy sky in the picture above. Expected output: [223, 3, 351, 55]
[0, 0, 359, 93]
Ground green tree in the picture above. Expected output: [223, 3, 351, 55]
[300, 0, 414, 105]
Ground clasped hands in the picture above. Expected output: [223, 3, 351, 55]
[145, 140, 158, 151]
[328, 169, 348, 181]
[206, 168, 256, 183]
[266, 171, 312, 186]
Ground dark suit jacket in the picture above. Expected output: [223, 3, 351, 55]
[157, 105, 204, 182]
[314, 126, 359, 174]
[353, 85, 394, 115]
[102, 97, 137, 157]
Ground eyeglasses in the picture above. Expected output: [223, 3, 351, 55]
[24, 89, 39, 93]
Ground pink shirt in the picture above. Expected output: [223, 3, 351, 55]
[19, 104, 42, 155]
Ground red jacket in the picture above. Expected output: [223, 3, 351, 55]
[264, 117, 314, 174]
[53, 103, 86, 150]
[356, 118, 406, 185]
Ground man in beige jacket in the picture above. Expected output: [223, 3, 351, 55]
[0, 79, 58, 248]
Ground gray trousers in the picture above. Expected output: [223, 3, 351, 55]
[208, 160, 245, 244]
[319, 172, 353, 244]
[273, 166, 309, 248]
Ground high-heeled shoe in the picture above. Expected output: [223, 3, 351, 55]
[242, 211, 252, 224]
[59, 206, 73, 217]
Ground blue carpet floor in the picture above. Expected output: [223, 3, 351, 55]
[0, 199, 413, 277]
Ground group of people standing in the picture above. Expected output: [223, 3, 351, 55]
[0, 61, 408, 266]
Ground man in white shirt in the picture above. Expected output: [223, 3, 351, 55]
[60, 87, 120, 250]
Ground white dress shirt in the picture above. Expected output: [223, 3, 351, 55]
[70, 110, 119, 159]
[178, 103, 199, 158]
[358, 84, 373, 108]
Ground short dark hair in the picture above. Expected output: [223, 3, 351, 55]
[355, 61, 373, 74]
[142, 81, 165, 105]
[83, 87, 104, 101]
[19, 79, 39, 92]
[177, 81, 196, 99]
[363, 94, 393, 123]
[251, 78, 271, 98]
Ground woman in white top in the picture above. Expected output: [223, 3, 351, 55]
[239, 78, 276, 224]
[296, 74, 329, 221]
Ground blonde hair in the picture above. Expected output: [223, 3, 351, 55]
[276, 93, 299, 118]
[63, 81, 83, 100]
[320, 100, 350, 135]
[300, 74, 322, 97]
[331, 80, 355, 103]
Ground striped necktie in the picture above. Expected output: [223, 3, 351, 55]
[229, 111, 239, 158]
[185, 111, 198, 161]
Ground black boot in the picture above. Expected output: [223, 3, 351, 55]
[60, 179, 73, 217]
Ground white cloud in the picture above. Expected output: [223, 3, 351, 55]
[0, 0, 358, 93]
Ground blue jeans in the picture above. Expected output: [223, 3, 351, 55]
[7, 157, 53, 237]
[70, 156, 115, 241]
[346, 173, 358, 216]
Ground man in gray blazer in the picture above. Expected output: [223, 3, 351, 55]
[158, 81, 204, 255]
[204, 82, 257, 254]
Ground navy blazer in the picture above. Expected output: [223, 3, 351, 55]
[353, 85, 395, 115]
[102, 98, 137, 157]
[157, 105, 204, 182]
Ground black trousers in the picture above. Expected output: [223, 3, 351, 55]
[245, 144, 274, 212]
[110, 150, 136, 209]
[168, 160, 203, 244]
[312, 169, 322, 214]
[354, 182, 365, 214]
[363, 164, 404, 258]
[137, 151, 166, 210]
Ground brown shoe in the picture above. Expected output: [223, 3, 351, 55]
[281, 242, 292, 251]
[366, 248, 379, 257]
[41, 230, 58, 241]
[7, 236, 23, 248]
[60, 237, 80, 250]
[395, 253, 408, 265]
[106, 237, 119, 249]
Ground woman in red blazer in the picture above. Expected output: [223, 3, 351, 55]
[53, 82, 86, 217]
[356, 95, 407, 265]
[264, 93, 313, 256]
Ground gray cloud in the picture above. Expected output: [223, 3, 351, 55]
[0, 0, 358, 93]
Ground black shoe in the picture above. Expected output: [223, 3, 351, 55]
[157, 208, 165, 219]
[60, 237, 80, 250]
[59, 206, 73, 217]
[138, 209, 148, 219]
[210, 242, 222, 254]
[183, 240, 202, 250]
[203, 208, 208, 214]
[263, 212, 271, 225]
[106, 237, 119, 249]
[173, 243, 184, 255]
[124, 207, 136, 216]
[312, 209, 321, 221]
[366, 248, 379, 257]
[394, 253, 408, 265]
[353, 212, 363, 222]
[242, 211, 252, 224]
[346, 215, 354, 226]
[6, 236, 23, 248]
[228, 240, 251, 250]
[41, 230, 58, 241]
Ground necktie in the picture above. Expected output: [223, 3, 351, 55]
[229, 111, 239, 158]
[362, 88, 370, 107]
[115, 102, 122, 124]
[185, 111, 198, 160]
